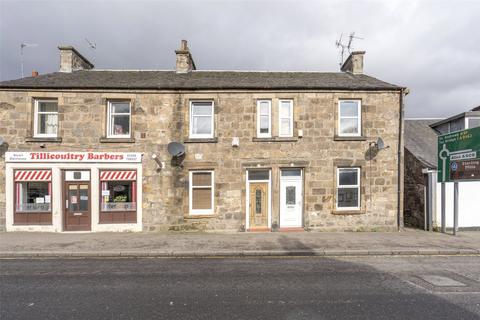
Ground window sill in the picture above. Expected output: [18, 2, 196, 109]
[252, 137, 299, 142]
[99, 137, 135, 143]
[13, 223, 52, 226]
[184, 138, 218, 143]
[185, 214, 217, 219]
[334, 136, 367, 141]
[25, 137, 62, 143]
[331, 210, 365, 215]
[98, 221, 137, 224]
[15, 211, 52, 214]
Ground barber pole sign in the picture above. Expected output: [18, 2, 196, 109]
[15, 170, 52, 181]
[100, 170, 137, 181]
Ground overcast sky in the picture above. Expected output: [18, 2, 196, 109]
[1, 0, 479, 118]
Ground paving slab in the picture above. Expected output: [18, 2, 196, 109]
[0, 228, 479, 258]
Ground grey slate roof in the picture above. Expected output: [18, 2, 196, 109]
[404, 119, 440, 168]
[0, 70, 401, 90]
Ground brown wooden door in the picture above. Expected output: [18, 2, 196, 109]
[64, 182, 91, 231]
[249, 182, 268, 228]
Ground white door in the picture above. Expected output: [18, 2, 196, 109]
[280, 170, 303, 228]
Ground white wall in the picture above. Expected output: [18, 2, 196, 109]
[434, 180, 480, 228]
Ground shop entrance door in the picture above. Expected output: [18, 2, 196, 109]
[64, 171, 91, 231]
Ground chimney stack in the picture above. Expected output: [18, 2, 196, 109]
[340, 51, 365, 75]
[175, 40, 196, 73]
[58, 46, 94, 73]
[31, 70, 39, 77]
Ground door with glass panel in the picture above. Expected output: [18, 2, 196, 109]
[249, 183, 269, 228]
[280, 169, 303, 228]
[64, 171, 91, 231]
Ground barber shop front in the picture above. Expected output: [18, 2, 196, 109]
[5, 152, 143, 232]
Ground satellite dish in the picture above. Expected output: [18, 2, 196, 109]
[376, 137, 384, 150]
[375, 137, 389, 150]
[167, 142, 185, 157]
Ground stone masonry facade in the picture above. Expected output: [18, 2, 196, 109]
[0, 89, 403, 232]
[403, 148, 426, 229]
[0, 42, 404, 232]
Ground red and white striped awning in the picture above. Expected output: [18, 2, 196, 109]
[100, 170, 137, 181]
[15, 170, 52, 181]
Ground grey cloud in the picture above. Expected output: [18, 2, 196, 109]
[1, 0, 479, 118]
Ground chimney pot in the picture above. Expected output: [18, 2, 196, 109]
[31, 70, 39, 77]
[175, 40, 196, 73]
[58, 46, 94, 73]
[340, 51, 365, 75]
[180, 40, 188, 50]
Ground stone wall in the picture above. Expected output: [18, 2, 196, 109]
[403, 148, 426, 229]
[59, 48, 93, 73]
[0, 89, 403, 232]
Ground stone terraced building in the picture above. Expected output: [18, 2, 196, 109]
[0, 40, 406, 232]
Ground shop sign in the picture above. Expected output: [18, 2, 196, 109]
[5, 152, 142, 163]
[438, 126, 480, 182]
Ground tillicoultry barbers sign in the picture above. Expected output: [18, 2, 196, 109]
[5, 152, 142, 163]
[438, 126, 480, 182]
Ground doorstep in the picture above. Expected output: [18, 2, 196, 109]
[279, 227, 305, 232]
[247, 227, 271, 232]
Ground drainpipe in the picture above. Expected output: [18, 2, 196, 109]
[397, 88, 407, 231]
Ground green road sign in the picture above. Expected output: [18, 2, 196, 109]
[438, 126, 480, 182]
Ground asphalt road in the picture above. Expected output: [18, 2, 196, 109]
[1, 256, 479, 320]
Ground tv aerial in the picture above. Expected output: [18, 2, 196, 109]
[20, 42, 38, 78]
[85, 38, 97, 65]
[335, 32, 364, 66]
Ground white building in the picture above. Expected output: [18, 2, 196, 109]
[404, 106, 480, 230]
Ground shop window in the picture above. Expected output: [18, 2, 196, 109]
[14, 170, 52, 224]
[257, 100, 271, 138]
[189, 171, 214, 215]
[279, 99, 293, 137]
[100, 170, 137, 223]
[338, 100, 361, 136]
[107, 100, 131, 138]
[190, 101, 214, 139]
[336, 167, 360, 210]
[34, 99, 58, 138]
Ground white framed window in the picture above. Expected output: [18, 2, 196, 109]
[33, 99, 58, 138]
[338, 100, 361, 136]
[257, 100, 271, 138]
[190, 101, 214, 139]
[336, 167, 360, 210]
[189, 171, 214, 215]
[107, 100, 131, 138]
[467, 117, 480, 129]
[279, 99, 293, 137]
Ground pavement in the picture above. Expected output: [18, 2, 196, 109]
[1, 228, 479, 258]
